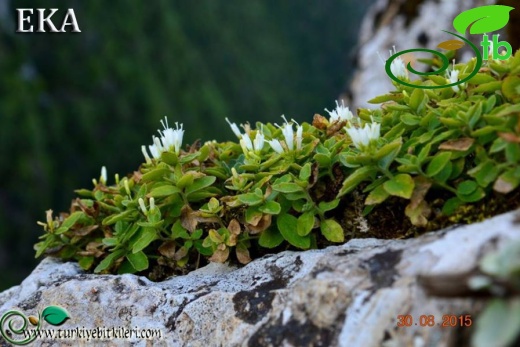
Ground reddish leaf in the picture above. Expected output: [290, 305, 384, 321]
[439, 138, 475, 151]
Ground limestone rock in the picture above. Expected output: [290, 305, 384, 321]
[1, 211, 519, 346]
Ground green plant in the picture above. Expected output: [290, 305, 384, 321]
[35, 50, 520, 280]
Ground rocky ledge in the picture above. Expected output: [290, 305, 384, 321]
[1, 210, 519, 346]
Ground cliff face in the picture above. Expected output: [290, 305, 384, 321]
[0, 211, 519, 346]
[347, 0, 504, 109]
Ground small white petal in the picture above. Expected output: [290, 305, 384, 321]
[149, 197, 155, 212]
[267, 139, 284, 154]
[325, 100, 353, 122]
[100, 166, 107, 185]
[253, 131, 265, 152]
[345, 122, 380, 151]
[141, 145, 151, 163]
[296, 125, 303, 150]
[390, 57, 408, 79]
[281, 123, 294, 150]
[225, 117, 242, 138]
[242, 134, 253, 151]
[138, 198, 147, 215]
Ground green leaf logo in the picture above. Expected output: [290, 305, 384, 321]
[41, 306, 70, 326]
[453, 5, 514, 35]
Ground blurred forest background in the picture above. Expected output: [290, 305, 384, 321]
[0, 0, 372, 291]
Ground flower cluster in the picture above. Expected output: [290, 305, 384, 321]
[324, 100, 353, 123]
[268, 116, 303, 154]
[226, 115, 303, 155]
[345, 123, 381, 151]
[225, 118, 265, 156]
[324, 100, 381, 152]
[142, 117, 184, 162]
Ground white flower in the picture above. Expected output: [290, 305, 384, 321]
[378, 46, 408, 80]
[345, 122, 381, 150]
[138, 197, 147, 215]
[158, 118, 184, 155]
[148, 136, 163, 159]
[225, 117, 242, 138]
[139, 197, 155, 215]
[390, 57, 408, 79]
[268, 116, 303, 153]
[267, 139, 284, 154]
[325, 100, 353, 123]
[446, 61, 464, 93]
[141, 145, 151, 163]
[253, 130, 265, 152]
[143, 117, 185, 161]
[226, 117, 264, 156]
[100, 166, 107, 185]
[278, 115, 294, 150]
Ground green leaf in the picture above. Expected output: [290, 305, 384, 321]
[433, 161, 452, 183]
[259, 201, 281, 215]
[272, 182, 303, 193]
[469, 161, 499, 187]
[442, 197, 464, 216]
[78, 256, 95, 270]
[400, 113, 420, 126]
[337, 166, 376, 198]
[472, 81, 503, 93]
[320, 219, 344, 243]
[171, 220, 189, 239]
[457, 180, 478, 195]
[383, 174, 414, 199]
[179, 152, 200, 164]
[318, 199, 340, 212]
[467, 73, 497, 85]
[42, 306, 70, 326]
[94, 249, 126, 273]
[160, 151, 178, 165]
[55, 211, 84, 234]
[471, 299, 520, 347]
[502, 75, 520, 103]
[365, 184, 390, 205]
[506, 143, 520, 164]
[409, 88, 426, 114]
[126, 251, 149, 272]
[238, 192, 264, 206]
[426, 152, 452, 177]
[149, 184, 181, 198]
[375, 140, 402, 170]
[185, 176, 216, 196]
[177, 173, 195, 190]
[102, 238, 118, 247]
[132, 227, 157, 253]
[258, 228, 284, 248]
[141, 168, 170, 182]
[277, 213, 311, 249]
[453, 5, 514, 34]
[314, 153, 331, 168]
[460, 188, 486, 202]
[299, 163, 312, 181]
[367, 93, 403, 104]
[296, 211, 315, 236]
[102, 210, 136, 226]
